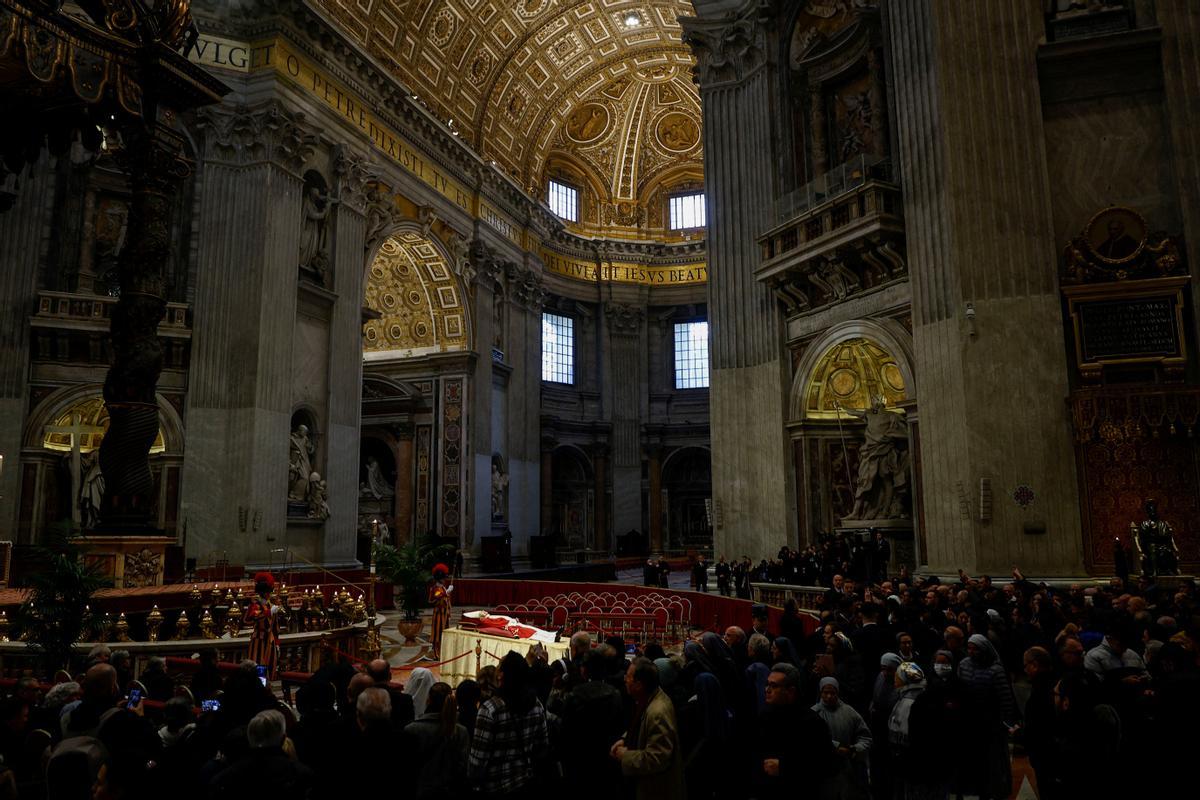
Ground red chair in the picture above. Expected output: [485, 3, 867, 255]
[551, 605, 569, 628]
[652, 607, 669, 637]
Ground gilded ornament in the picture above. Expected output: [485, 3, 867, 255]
[146, 605, 163, 642]
[114, 612, 131, 642]
[200, 609, 217, 639]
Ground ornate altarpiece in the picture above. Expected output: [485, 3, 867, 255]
[1062, 207, 1199, 573]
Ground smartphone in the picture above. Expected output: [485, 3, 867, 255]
[201, 698, 221, 712]
[625, 643, 637, 655]
[126, 688, 141, 709]
[256, 665, 268, 686]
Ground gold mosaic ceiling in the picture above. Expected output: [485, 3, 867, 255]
[363, 233, 469, 357]
[311, 1, 702, 204]
[804, 337, 907, 421]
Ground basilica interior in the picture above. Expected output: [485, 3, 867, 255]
[3, 0, 1198, 581]
[0, 1, 1199, 797]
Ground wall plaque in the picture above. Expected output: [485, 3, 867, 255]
[1077, 295, 1180, 361]
[1063, 276, 1189, 380]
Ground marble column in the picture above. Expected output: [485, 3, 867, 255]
[1157, 1, 1200, 349]
[540, 443, 553, 536]
[323, 145, 374, 566]
[592, 443, 609, 553]
[888, 0, 1084, 576]
[648, 444, 664, 554]
[504, 264, 545, 554]
[180, 100, 318, 568]
[683, 4, 793, 559]
[394, 424, 414, 546]
[607, 303, 645, 540]
[0, 157, 55, 542]
[470, 247, 498, 556]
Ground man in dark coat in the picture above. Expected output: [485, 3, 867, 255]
[715, 557, 732, 596]
[210, 710, 313, 797]
[852, 602, 890, 676]
[562, 650, 626, 798]
[1020, 646, 1057, 797]
[754, 663, 833, 800]
[693, 557, 709, 592]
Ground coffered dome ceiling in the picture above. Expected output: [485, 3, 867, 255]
[311, 1, 702, 235]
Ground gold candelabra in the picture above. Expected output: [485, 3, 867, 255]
[146, 605, 163, 641]
[363, 521, 381, 660]
[115, 612, 131, 642]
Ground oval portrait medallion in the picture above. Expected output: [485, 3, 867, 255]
[565, 102, 610, 144]
[1084, 206, 1147, 265]
[656, 111, 700, 152]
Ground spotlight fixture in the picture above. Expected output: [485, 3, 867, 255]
[623, 11, 642, 28]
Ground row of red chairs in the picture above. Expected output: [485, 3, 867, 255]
[489, 589, 694, 641]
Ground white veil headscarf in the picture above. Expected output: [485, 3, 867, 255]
[404, 667, 436, 715]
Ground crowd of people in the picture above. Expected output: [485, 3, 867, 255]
[650, 532, 898, 598]
[0, 557, 1197, 798]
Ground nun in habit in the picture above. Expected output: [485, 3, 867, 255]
[812, 676, 872, 800]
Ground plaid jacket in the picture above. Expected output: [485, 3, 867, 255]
[468, 694, 549, 794]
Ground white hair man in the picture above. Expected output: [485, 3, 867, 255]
[210, 709, 314, 792]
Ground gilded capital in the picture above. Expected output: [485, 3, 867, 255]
[680, 2, 771, 87]
[332, 144, 379, 214]
[193, 100, 320, 174]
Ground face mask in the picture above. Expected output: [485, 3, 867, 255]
[933, 663, 952, 677]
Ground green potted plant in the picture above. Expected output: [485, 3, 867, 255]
[15, 520, 109, 672]
[372, 534, 454, 643]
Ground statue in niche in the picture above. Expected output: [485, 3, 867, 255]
[79, 450, 105, 530]
[838, 91, 873, 162]
[493, 290, 505, 351]
[839, 398, 910, 520]
[360, 455, 394, 499]
[300, 171, 337, 283]
[307, 472, 331, 521]
[288, 424, 316, 502]
[490, 458, 509, 521]
[1131, 499, 1180, 577]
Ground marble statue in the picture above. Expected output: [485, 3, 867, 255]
[288, 424, 315, 502]
[1131, 499, 1180, 577]
[360, 455, 394, 499]
[307, 472, 331, 521]
[79, 450, 105, 530]
[840, 398, 910, 520]
[299, 178, 337, 281]
[490, 461, 509, 520]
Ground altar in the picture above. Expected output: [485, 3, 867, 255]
[437, 626, 569, 686]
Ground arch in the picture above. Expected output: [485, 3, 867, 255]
[660, 446, 712, 552]
[551, 444, 593, 480]
[290, 405, 321, 449]
[543, 150, 612, 222]
[362, 230, 472, 360]
[660, 443, 711, 476]
[23, 384, 183, 453]
[549, 445, 593, 549]
[789, 319, 915, 423]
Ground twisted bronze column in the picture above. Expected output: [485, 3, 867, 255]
[97, 120, 189, 529]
